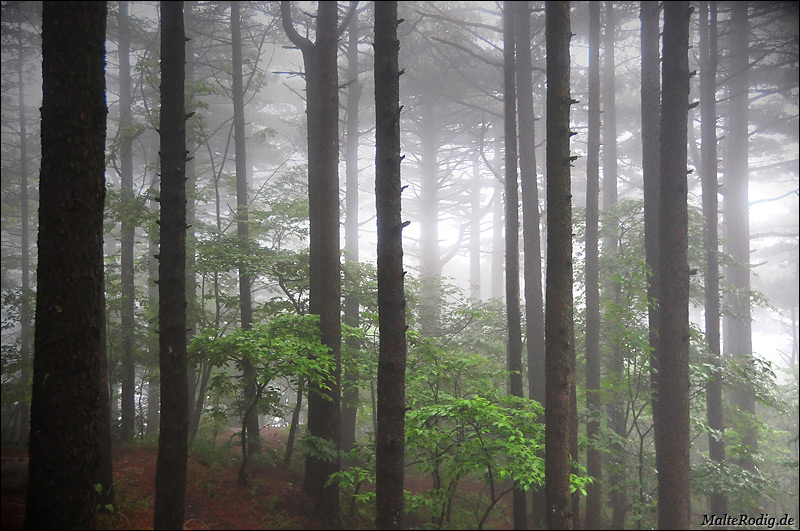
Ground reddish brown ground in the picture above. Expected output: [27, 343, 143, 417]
[2, 428, 321, 531]
[2, 427, 514, 530]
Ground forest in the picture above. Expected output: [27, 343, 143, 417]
[0, 1, 798, 530]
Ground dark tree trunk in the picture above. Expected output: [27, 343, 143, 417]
[700, 0, 728, 515]
[640, 0, 661, 497]
[231, 0, 260, 455]
[544, 2, 573, 529]
[584, 2, 602, 528]
[656, 3, 691, 528]
[25, 3, 107, 528]
[374, 4, 407, 527]
[282, 2, 352, 523]
[119, 0, 136, 445]
[153, 2, 188, 528]
[514, 2, 546, 526]
[502, 3, 528, 528]
[341, 9, 361, 455]
[723, 0, 758, 489]
[284, 379, 304, 467]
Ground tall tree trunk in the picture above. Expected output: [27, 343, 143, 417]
[583, 2, 602, 527]
[544, 2, 573, 528]
[420, 99, 442, 336]
[503, 3, 528, 528]
[25, 3, 107, 528]
[282, 2, 351, 523]
[723, 0, 758, 490]
[119, 0, 136, 445]
[640, 2, 661, 506]
[153, 2, 188, 528]
[341, 8, 361, 455]
[231, 0, 260, 455]
[17, 22, 31, 445]
[492, 124, 504, 301]
[146, 171, 161, 437]
[374, 4, 407, 527]
[515, 3, 546, 525]
[656, 3, 691, 528]
[602, 5, 627, 528]
[700, 0, 728, 515]
[470, 157, 482, 305]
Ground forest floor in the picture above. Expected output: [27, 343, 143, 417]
[1, 426, 514, 530]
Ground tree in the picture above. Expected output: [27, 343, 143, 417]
[699, 0, 727, 515]
[341, 5, 362, 455]
[655, 2, 691, 528]
[153, 2, 188, 528]
[640, 0, 661, 482]
[502, 2, 527, 528]
[514, 1, 546, 526]
[281, 1, 356, 522]
[118, 0, 136, 445]
[24, 2, 107, 528]
[544, 2, 573, 529]
[583, 1, 602, 527]
[231, 0, 260, 456]
[374, 3, 407, 527]
[723, 0, 759, 489]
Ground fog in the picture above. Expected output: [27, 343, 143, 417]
[1, 1, 798, 529]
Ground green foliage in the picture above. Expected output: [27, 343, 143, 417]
[406, 392, 545, 492]
[190, 313, 334, 408]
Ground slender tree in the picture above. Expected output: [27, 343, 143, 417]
[118, 0, 136, 445]
[153, 2, 188, 528]
[24, 2, 107, 528]
[374, 3, 407, 527]
[281, 2, 356, 522]
[502, 3, 528, 528]
[515, 2, 546, 526]
[583, 1, 602, 527]
[724, 0, 759, 488]
[231, 0, 260, 456]
[700, 0, 728, 515]
[640, 0, 661, 476]
[544, 2, 573, 529]
[341, 5, 362, 454]
[656, 2, 691, 528]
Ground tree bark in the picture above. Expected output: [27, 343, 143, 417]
[723, 0, 758, 490]
[153, 2, 188, 528]
[656, 3, 691, 528]
[544, 2, 573, 529]
[640, 3, 661, 504]
[514, 2, 546, 526]
[700, 0, 728, 515]
[231, 0, 260, 455]
[282, 2, 348, 523]
[584, 2, 602, 527]
[502, 3, 528, 528]
[341, 7, 361, 455]
[25, 3, 107, 528]
[374, 4, 407, 527]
